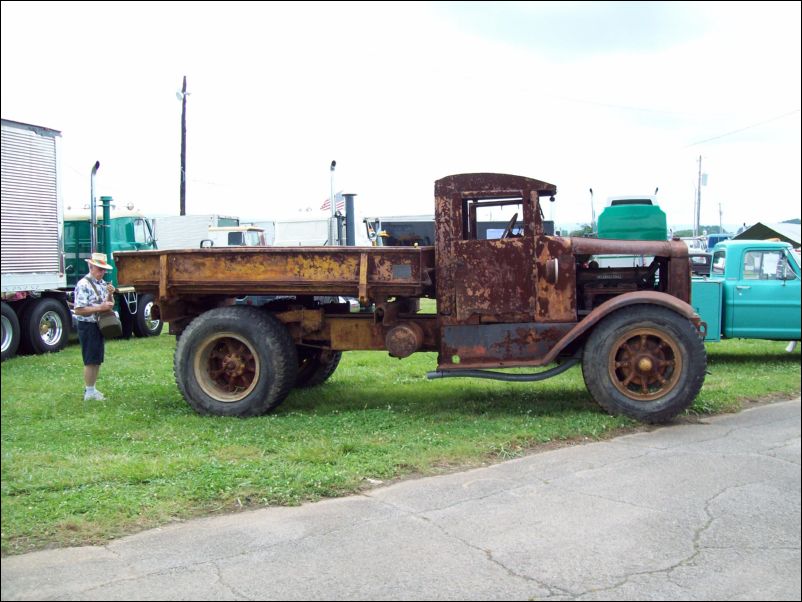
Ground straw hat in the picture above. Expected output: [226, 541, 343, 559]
[86, 252, 114, 270]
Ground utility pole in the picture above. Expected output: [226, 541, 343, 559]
[178, 76, 188, 216]
[693, 155, 702, 238]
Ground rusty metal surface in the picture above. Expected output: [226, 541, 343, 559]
[325, 315, 438, 352]
[440, 322, 575, 369]
[537, 290, 701, 367]
[115, 246, 435, 302]
[434, 174, 557, 325]
[385, 322, 425, 358]
[437, 290, 700, 370]
[535, 236, 576, 321]
[571, 237, 689, 258]
[453, 237, 533, 322]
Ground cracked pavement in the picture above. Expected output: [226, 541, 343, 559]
[2, 398, 799, 601]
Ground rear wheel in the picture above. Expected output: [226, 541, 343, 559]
[174, 307, 298, 416]
[295, 347, 342, 388]
[20, 298, 70, 355]
[1, 302, 21, 361]
[582, 305, 706, 423]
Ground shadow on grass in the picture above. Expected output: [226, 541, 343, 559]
[282, 381, 600, 420]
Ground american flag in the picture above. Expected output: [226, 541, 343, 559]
[320, 191, 345, 212]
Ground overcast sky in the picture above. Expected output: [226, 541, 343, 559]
[2, 1, 800, 231]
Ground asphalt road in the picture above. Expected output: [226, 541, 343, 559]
[2, 398, 800, 601]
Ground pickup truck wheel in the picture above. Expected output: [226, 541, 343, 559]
[1, 302, 21, 361]
[582, 305, 706, 424]
[20, 298, 70, 355]
[295, 347, 342, 388]
[174, 307, 298, 416]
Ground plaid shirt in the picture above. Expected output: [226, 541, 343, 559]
[73, 275, 109, 323]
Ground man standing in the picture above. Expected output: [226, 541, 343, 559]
[73, 252, 115, 401]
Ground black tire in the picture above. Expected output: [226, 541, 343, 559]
[582, 305, 706, 423]
[19, 298, 70, 355]
[295, 347, 342, 388]
[132, 294, 163, 337]
[174, 307, 298, 416]
[1, 302, 21, 361]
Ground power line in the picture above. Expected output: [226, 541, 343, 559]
[685, 109, 800, 147]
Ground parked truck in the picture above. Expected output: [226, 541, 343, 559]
[64, 200, 163, 338]
[115, 173, 707, 424]
[1, 119, 161, 362]
[690, 239, 801, 342]
[1, 120, 68, 360]
[153, 214, 259, 250]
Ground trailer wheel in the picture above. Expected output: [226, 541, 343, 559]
[295, 347, 342, 388]
[1, 302, 21, 361]
[174, 307, 298, 416]
[582, 305, 706, 424]
[20, 298, 70, 355]
[132, 294, 163, 337]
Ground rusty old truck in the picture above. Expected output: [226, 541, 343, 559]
[114, 173, 706, 423]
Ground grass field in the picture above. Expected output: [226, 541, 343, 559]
[1, 332, 799, 555]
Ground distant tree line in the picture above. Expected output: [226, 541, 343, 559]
[671, 225, 726, 237]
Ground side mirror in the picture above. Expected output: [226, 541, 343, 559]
[200, 239, 214, 248]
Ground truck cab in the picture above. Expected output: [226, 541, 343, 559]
[64, 207, 157, 288]
[695, 240, 801, 341]
[201, 226, 266, 248]
[64, 202, 162, 338]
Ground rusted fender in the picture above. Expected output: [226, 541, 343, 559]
[541, 290, 703, 365]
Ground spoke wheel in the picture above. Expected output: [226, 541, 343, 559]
[195, 332, 260, 402]
[582, 305, 706, 423]
[175, 307, 298, 416]
[608, 327, 682, 402]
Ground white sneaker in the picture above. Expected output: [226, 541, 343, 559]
[83, 390, 106, 401]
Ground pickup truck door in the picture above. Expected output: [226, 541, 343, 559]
[729, 248, 801, 339]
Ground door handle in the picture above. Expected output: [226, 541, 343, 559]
[735, 285, 751, 291]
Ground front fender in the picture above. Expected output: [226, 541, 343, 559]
[544, 291, 703, 364]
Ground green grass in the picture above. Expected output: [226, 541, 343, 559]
[1, 333, 799, 555]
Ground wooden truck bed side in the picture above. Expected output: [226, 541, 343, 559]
[115, 246, 436, 303]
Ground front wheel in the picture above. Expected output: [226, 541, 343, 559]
[582, 305, 706, 423]
[174, 307, 298, 416]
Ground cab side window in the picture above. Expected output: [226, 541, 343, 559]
[743, 250, 784, 280]
[711, 250, 726, 275]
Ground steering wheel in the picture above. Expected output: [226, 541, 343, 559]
[501, 213, 519, 239]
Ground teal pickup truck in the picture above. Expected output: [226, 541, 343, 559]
[691, 240, 801, 342]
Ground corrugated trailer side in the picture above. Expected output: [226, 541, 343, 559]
[1, 119, 64, 291]
[1, 119, 71, 361]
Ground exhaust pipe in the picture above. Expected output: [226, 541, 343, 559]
[90, 161, 100, 252]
